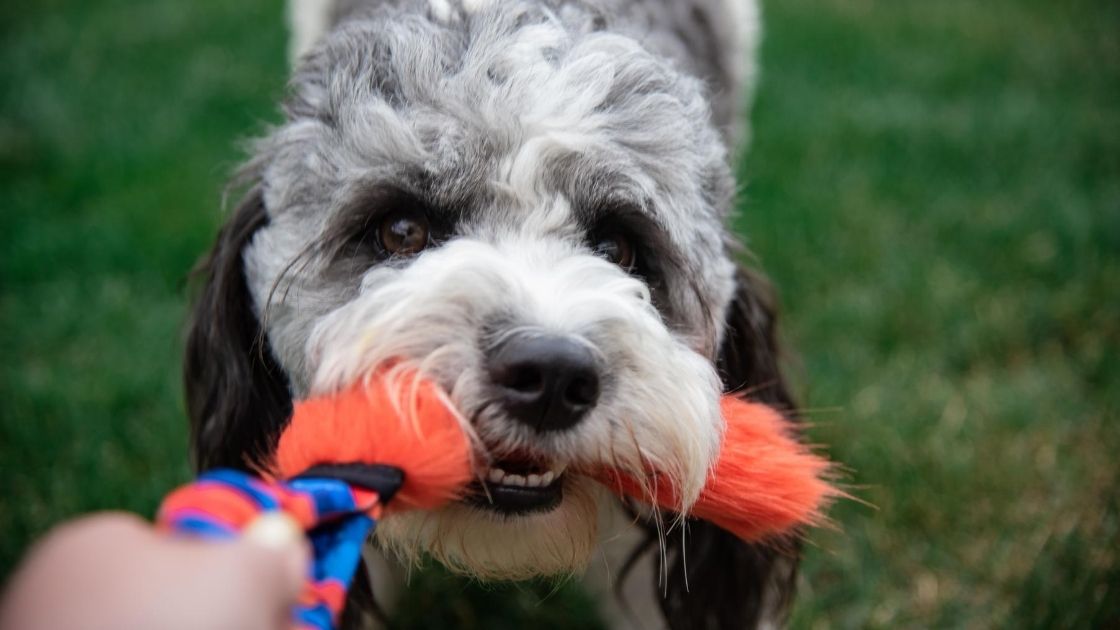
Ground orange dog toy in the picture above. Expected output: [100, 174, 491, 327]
[163, 372, 832, 630]
[273, 367, 833, 540]
[275, 370, 833, 542]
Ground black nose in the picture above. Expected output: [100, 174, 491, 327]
[486, 333, 601, 432]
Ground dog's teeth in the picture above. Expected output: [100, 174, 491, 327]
[549, 462, 568, 477]
[487, 464, 562, 488]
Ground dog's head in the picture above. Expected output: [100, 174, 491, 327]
[186, 4, 788, 587]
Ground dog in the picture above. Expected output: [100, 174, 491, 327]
[184, 1, 801, 627]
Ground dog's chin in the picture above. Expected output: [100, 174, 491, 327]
[374, 476, 602, 580]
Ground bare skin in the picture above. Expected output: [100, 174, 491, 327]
[0, 512, 309, 630]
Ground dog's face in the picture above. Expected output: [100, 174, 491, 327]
[188, 6, 753, 581]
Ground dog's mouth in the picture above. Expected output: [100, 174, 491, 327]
[467, 453, 568, 515]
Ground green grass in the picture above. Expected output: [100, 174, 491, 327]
[2, 0, 1117, 627]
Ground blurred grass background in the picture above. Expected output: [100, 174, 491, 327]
[1, 0, 1117, 627]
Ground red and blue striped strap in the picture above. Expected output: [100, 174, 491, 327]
[157, 469, 389, 630]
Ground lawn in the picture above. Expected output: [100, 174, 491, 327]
[2, 0, 1117, 627]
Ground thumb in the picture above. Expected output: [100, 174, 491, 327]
[169, 513, 311, 630]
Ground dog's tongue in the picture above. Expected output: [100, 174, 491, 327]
[594, 396, 837, 542]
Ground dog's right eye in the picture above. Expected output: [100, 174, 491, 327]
[378, 209, 430, 256]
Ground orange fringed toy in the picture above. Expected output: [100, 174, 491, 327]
[276, 375, 834, 541]
[596, 396, 836, 542]
[161, 372, 833, 630]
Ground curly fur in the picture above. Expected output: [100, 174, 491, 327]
[186, 1, 803, 628]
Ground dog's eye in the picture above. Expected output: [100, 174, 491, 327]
[379, 210, 430, 256]
[591, 232, 635, 270]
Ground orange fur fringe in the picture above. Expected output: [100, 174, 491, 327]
[596, 396, 836, 542]
[272, 371, 473, 511]
[273, 371, 832, 541]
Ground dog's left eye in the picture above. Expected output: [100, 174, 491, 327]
[379, 209, 430, 256]
[591, 231, 636, 271]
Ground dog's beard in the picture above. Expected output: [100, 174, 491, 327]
[302, 234, 723, 579]
[375, 478, 602, 580]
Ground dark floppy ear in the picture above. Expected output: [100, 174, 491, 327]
[184, 186, 293, 473]
[717, 265, 795, 409]
[654, 264, 800, 629]
[184, 189, 382, 626]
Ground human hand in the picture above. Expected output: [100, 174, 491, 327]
[0, 512, 309, 630]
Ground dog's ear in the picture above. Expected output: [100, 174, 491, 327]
[716, 265, 795, 409]
[184, 187, 293, 472]
[655, 265, 800, 628]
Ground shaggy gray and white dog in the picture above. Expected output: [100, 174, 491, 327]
[186, 0, 801, 627]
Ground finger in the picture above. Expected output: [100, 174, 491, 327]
[164, 516, 309, 630]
